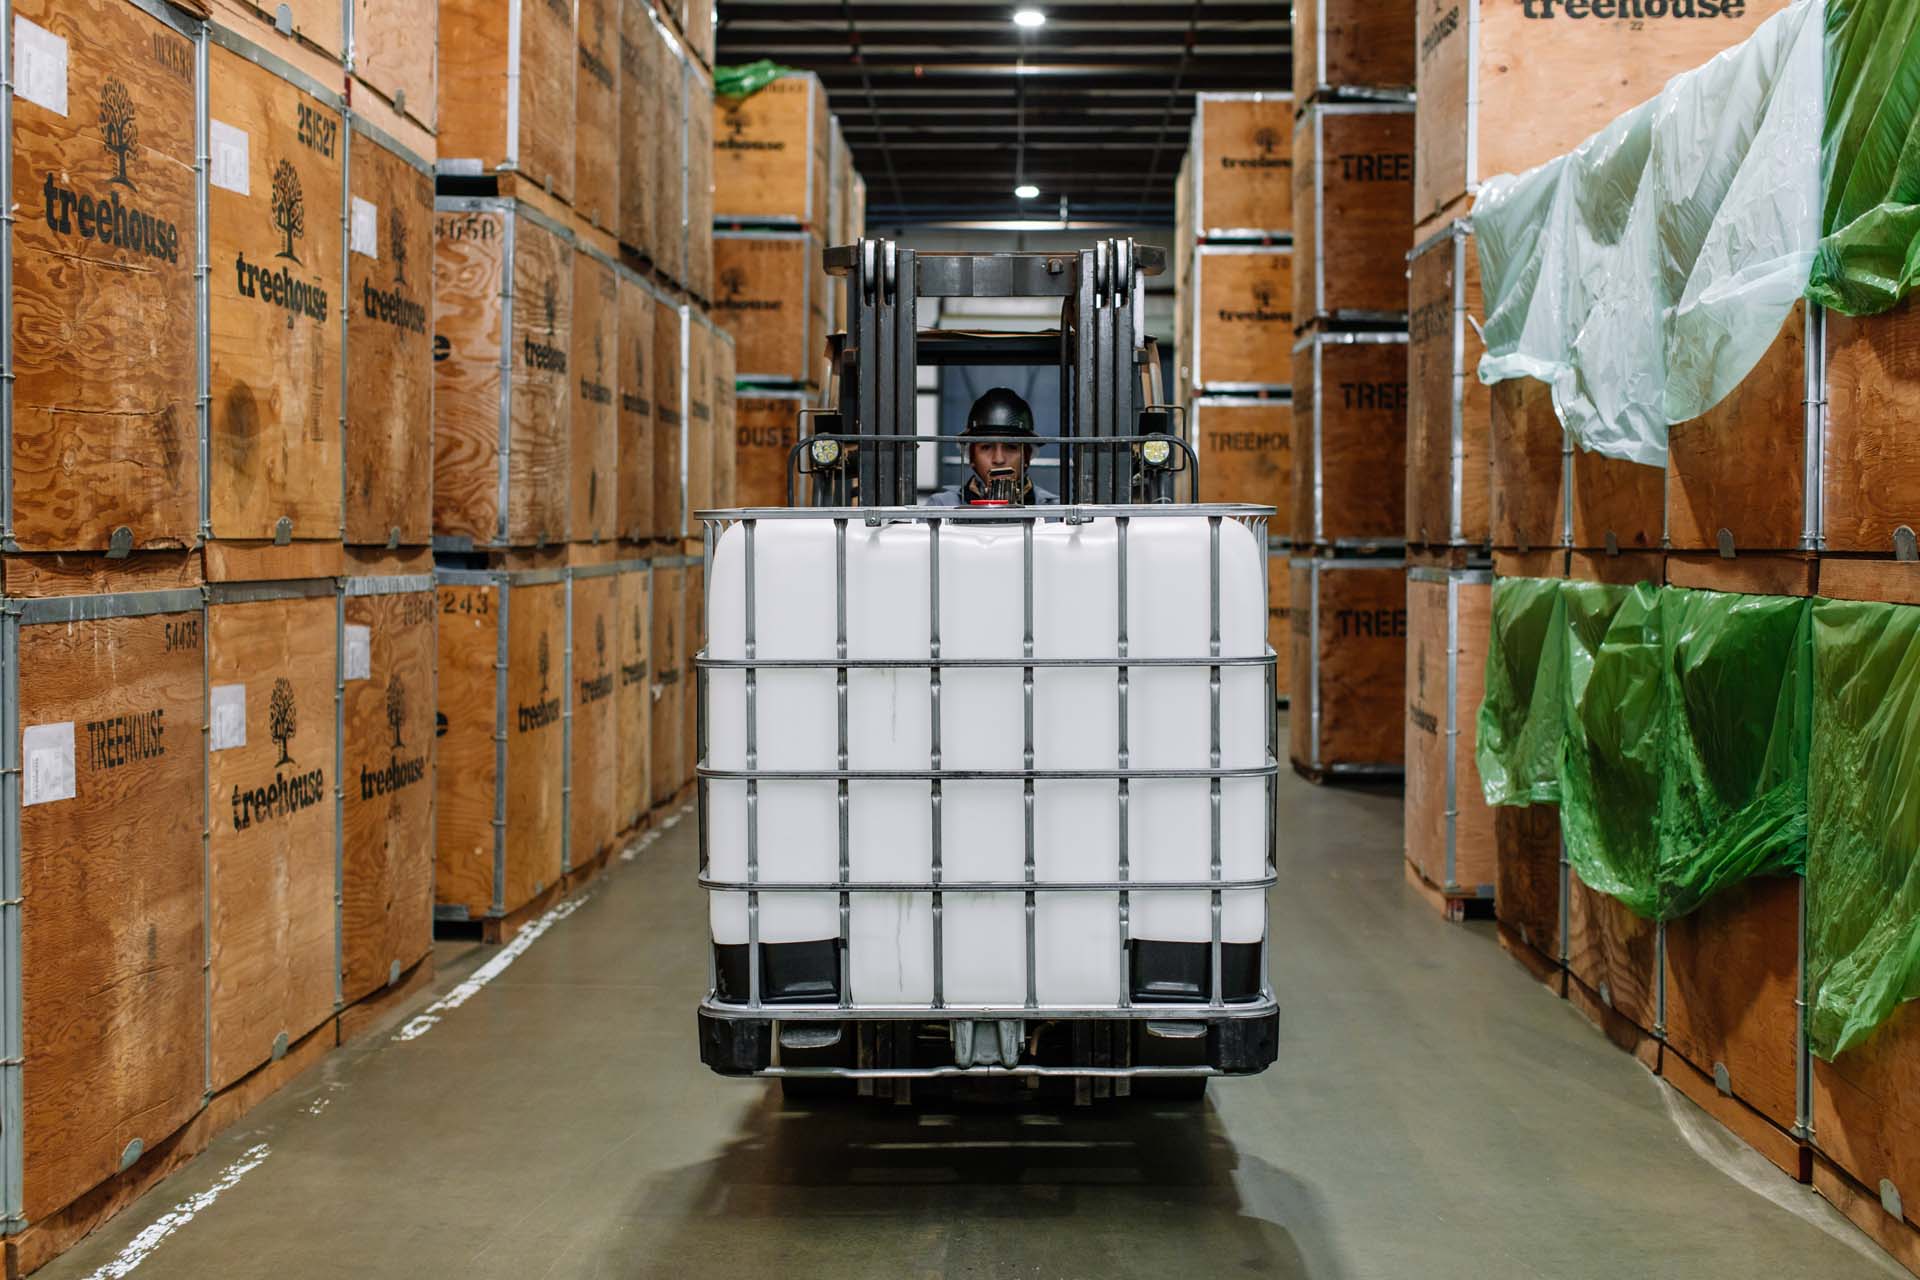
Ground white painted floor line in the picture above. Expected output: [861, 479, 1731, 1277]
[81, 1144, 270, 1280]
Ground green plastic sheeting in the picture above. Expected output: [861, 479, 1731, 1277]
[1807, 0, 1920, 315]
[714, 60, 794, 101]
[1806, 600, 1920, 1059]
[1477, 581, 1811, 922]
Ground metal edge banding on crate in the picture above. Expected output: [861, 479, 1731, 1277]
[505, 0, 522, 171]
[208, 23, 345, 111]
[681, 303, 692, 538]
[1796, 876, 1811, 1139]
[499, 206, 518, 543]
[1804, 303, 1826, 551]
[561, 571, 573, 872]
[1465, 0, 1483, 198]
[195, 20, 213, 545]
[333, 584, 345, 1006]
[347, 111, 434, 180]
[1312, 107, 1324, 318]
[340, 121, 351, 541]
[1193, 91, 1296, 241]
[1450, 225, 1469, 544]
[492, 574, 510, 912]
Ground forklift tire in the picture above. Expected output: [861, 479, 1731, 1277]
[1133, 1076, 1209, 1102]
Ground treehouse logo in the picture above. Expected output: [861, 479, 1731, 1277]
[524, 277, 569, 373]
[621, 341, 650, 416]
[363, 208, 428, 335]
[519, 633, 562, 732]
[580, 617, 613, 705]
[231, 678, 327, 831]
[1519, 0, 1747, 17]
[234, 158, 329, 323]
[719, 104, 782, 153]
[718, 264, 779, 313]
[621, 608, 649, 687]
[581, 328, 613, 406]
[1219, 125, 1289, 172]
[1218, 280, 1288, 326]
[1409, 644, 1438, 735]
[361, 676, 428, 799]
[41, 78, 181, 264]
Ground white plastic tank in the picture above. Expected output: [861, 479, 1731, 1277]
[705, 512, 1268, 1009]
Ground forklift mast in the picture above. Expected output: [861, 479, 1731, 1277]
[817, 238, 1174, 506]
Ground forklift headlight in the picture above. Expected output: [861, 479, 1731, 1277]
[809, 438, 843, 467]
[1140, 437, 1172, 467]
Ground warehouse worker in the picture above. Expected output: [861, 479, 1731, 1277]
[924, 387, 1059, 506]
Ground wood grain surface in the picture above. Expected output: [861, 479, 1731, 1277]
[1815, 998, 1920, 1233]
[652, 37, 687, 284]
[685, 314, 716, 516]
[432, 579, 499, 916]
[686, 61, 715, 300]
[735, 393, 807, 509]
[571, 247, 619, 542]
[352, 0, 436, 131]
[1565, 866, 1658, 1035]
[1824, 294, 1920, 555]
[616, 564, 653, 830]
[650, 562, 685, 805]
[1293, 0, 1416, 99]
[1195, 397, 1291, 518]
[1494, 804, 1562, 959]
[618, 0, 659, 259]
[1489, 377, 1566, 551]
[681, 562, 704, 788]
[1291, 336, 1407, 546]
[437, 0, 573, 197]
[1195, 247, 1294, 389]
[1293, 105, 1414, 322]
[713, 332, 738, 508]
[712, 73, 826, 225]
[654, 292, 687, 538]
[1193, 94, 1294, 236]
[617, 270, 658, 539]
[569, 564, 620, 867]
[713, 232, 825, 385]
[574, 0, 619, 230]
[1290, 558, 1406, 772]
[1406, 220, 1489, 547]
[1403, 571, 1495, 894]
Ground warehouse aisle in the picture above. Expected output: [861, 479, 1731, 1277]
[43, 766, 1900, 1279]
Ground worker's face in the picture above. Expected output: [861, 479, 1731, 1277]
[969, 441, 1027, 486]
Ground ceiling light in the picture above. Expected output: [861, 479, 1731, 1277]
[1012, 8, 1046, 27]
[1014, 184, 1040, 199]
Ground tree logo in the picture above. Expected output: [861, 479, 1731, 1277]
[1252, 282, 1273, 310]
[99, 79, 139, 188]
[595, 617, 607, 670]
[389, 207, 409, 286]
[543, 278, 557, 336]
[538, 633, 551, 694]
[633, 608, 643, 651]
[724, 107, 747, 141]
[386, 676, 407, 748]
[271, 159, 305, 264]
[721, 266, 747, 298]
[1253, 126, 1278, 156]
[594, 329, 605, 378]
[269, 677, 298, 765]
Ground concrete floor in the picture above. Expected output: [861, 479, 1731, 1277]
[44, 742, 1907, 1279]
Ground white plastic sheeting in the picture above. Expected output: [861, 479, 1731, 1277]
[1472, 0, 1823, 468]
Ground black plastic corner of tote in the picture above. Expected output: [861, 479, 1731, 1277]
[698, 1010, 772, 1075]
[1211, 1010, 1280, 1075]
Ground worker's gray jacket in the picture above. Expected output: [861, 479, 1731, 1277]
[923, 483, 1059, 507]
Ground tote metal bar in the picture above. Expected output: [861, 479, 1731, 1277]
[928, 518, 944, 1009]
[1209, 516, 1224, 1009]
[698, 655, 1275, 670]
[700, 763, 1279, 782]
[835, 519, 851, 1010]
[1023, 519, 1037, 1011]
[702, 874, 1276, 894]
[704, 996, 1273, 1022]
[1116, 516, 1131, 1010]
[744, 519, 761, 1010]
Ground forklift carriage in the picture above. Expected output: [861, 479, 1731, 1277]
[694, 240, 1280, 1101]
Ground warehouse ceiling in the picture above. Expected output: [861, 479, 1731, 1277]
[713, 1, 1291, 228]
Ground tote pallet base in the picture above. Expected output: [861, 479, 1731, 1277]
[1567, 975, 1661, 1072]
[337, 954, 437, 1048]
[1660, 1050, 1809, 1183]
[1497, 922, 1566, 996]
[1403, 860, 1494, 923]
[1813, 1155, 1920, 1277]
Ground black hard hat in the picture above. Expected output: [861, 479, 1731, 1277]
[962, 387, 1036, 440]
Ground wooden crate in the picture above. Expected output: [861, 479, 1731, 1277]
[654, 291, 688, 540]
[1566, 865, 1660, 1050]
[438, 0, 574, 200]
[8, 0, 200, 553]
[1288, 555, 1406, 778]
[736, 391, 810, 509]
[681, 560, 704, 789]
[214, 0, 346, 61]
[346, 115, 434, 548]
[1667, 304, 1810, 556]
[616, 266, 659, 542]
[350, 0, 436, 136]
[1660, 875, 1803, 1154]
[1194, 395, 1292, 518]
[1291, 331, 1408, 550]
[712, 71, 830, 228]
[684, 0, 714, 67]
[1404, 567, 1497, 904]
[650, 557, 688, 805]
[341, 561, 435, 1006]
[1495, 804, 1564, 982]
[652, 35, 688, 286]
[685, 312, 717, 520]
[1292, 103, 1415, 327]
[1489, 376, 1567, 552]
[207, 27, 345, 561]
[1187, 93, 1295, 239]
[1267, 541, 1293, 704]
[433, 196, 573, 547]
[1824, 295, 1920, 557]
[1294, 0, 1417, 102]
[572, 244, 620, 543]
[1192, 245, 1295, 391]
[568, 558, 621, 870]
[574, 0, 620, 234]
[713, 330, 739, 508]
[1407, 217, 1490, 549]
[1815, 999, 1920, 1249]
[207, 580, 339, 1091]
[615, 561, 653, 831]
[1413, 0, 1793, 224]
[3, 587, 205, 1229]
[687, 60, 715, 302]
[434, 566, 567, 921]
[713, 230, 827, 387]
[617, 0, 658, 260]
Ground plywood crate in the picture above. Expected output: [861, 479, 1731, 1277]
[433, 196, 573, 548]
[1660, 875, 1803, 1172]
[685, 312, 718, 520]
[1194, 395, 1292, 519]
[213, 0, 346, 62]
[827, 120, 851, 331]
[1496, 804, 1564, 982]
[653, 291, 688, 540]
[617, 0, 659, 260]
[683, 0, 713, 68]
[686, 59, 715, 302]
[207, 26, 345, 567]
[849, 172, 866, 243]
[434, 565, 566, 921]
[616, 266, 659, 541]
[0, 585, 205, 1231]
[574, 0, 620, 235]
[1291, 331, 1408, 550]
[1413, 0, 1793, 224]
[341, 560, 435, 1006]
[1294, 0, 1417, 102]
[1191, 245, 1295, 392]
[736, 390, 810, 509]
[8, 0, 200, 554]
[614, 560, 653, 832]
[437, 0, 574, 200]
[1407, 217, 1489, 550]
[652, 32, 688, 286]
[1566, 864, 1659, 1057]
[713, 230, 827, 387]
[1267, 540, 1293, 704]
[1490, 376, 1664, 554]
[1187, 93, 1294, 239]
[1814, 998, 1920, 1254]
[346, 114, 434, 548]
[713, 329, 739, 508]
[649, 555, 688, 806]
[681, 559, 704, 789]
[349, 0, 436, 137]
[1823, 296, 1920, 558]
[1404, 566, 1496, 905]
[1292, 102, 1414, 328]
[712, 71, 830, 229]
[567, 557, 622, 870]
[571, 243, 620, 543]
[207, 579, 339, 1091]
[1288, 554, 1406, 778]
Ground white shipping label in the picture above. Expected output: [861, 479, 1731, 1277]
[210, 683, 247, 751]
[209, 120, 250, 195]
[350, 197, 380, 259]
[344, 624, 372, 681]
[21, 722, 74, 807]
[14, 18, 67, 116]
